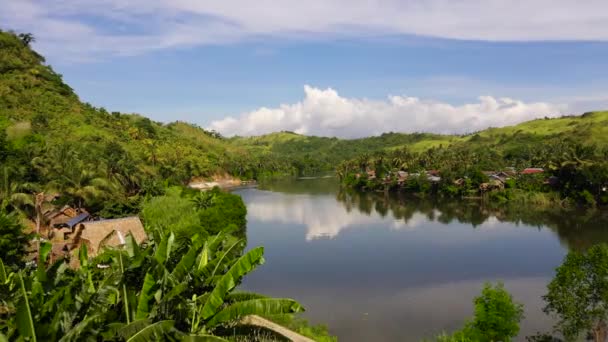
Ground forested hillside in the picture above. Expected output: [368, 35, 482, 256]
[233, 111, 608, 174]
[2, 28, 608, 216]
[1, 29, 308, 216]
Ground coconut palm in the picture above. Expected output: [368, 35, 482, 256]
[57, 167, 117, 211]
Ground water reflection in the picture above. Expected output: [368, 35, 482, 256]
[237, 179, 608, 341]
[248, 180, 608, 248]
[336, 189, 608, 251]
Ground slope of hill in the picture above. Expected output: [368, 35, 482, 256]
[0, 30, 281, 186]
[231, 111, 608, 173]
[2, 28, 607, 204]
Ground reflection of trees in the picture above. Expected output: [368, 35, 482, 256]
[258, 177, 338, 195]
[336, 187, 608, 251]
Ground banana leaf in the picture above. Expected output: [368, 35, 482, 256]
[206, 298, 303, 328]
[16, 273, 36, 342]
[182, 335, 229, 342]
[125, 320, 175, 342]
[135, 273, 157, 320]
[154, 232, 175, 265]
[201, 247, 264, 320]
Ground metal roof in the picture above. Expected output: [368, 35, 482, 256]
[67, 212, 90, 229]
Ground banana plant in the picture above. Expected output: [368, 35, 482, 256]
[1, 227, 304, 341]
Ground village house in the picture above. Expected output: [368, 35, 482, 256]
[44, 205, 81, 228]
[49, 212, 91, 241]
[489, 171, 512, 184]
[50, 216, 147, 268]
[72, 217, 147, 257]
[521, 168, 544, 175]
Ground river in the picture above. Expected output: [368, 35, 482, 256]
[235, 177, 608, 341]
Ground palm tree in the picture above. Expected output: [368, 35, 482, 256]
[58, 167, 116, 211]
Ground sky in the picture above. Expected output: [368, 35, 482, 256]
[2, 0, 608, 137]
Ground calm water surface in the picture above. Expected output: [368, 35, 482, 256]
[235, 178, 607, 341]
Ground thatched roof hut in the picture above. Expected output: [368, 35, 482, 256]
[73, 217, 147, 257]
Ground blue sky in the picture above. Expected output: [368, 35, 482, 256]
[3, 0, 608, 137]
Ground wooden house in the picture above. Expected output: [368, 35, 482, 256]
[44, 206, 84, 228]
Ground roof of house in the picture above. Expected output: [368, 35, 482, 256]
[44, 205, 74, 219]
[66, 212, 90, 229]
[427, 175, 442, 182]
[521, 168, 544, 174]
[75, 217, 147, 257]
[489, 174, 507, 183]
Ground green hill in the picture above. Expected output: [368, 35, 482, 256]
[0, 29, 292, 187]
[2, 28, 607, 212]
[231, 111, 608, 173]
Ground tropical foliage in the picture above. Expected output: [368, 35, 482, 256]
[0, 228, 303, 341]
[338, 138, 608, 207]
[437, 283, 524, 342]
[0, 210, 30, 269]
[543, 244, 608, 342]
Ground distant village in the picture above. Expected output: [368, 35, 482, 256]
[357, 167, 552, 192]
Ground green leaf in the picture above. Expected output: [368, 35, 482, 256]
[135, 273, 157, 320]
[58, 314, 102, 342]
[197, 244, 208, 272]
[182, 335, 229, 342]
[0, 258, 6, 284]
[79, 245, 88, 268]
[37, 240, 52, 276]
[225, 291, 267, 303]
[201, 247, 265, 320]
[125, 234, 140, 258]
[154, 232, 175, 265]
[16, 273, 36, 342]
[170, 237, 205, 283]
[116, 319, 151, 339]
[207, 232, 226, 257]
[206, 298, 303, 328]
[198, 239, 242, 281]
[126, 320, 175, 342]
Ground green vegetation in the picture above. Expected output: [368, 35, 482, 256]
[338, 138, 608, 207]
[0, 176, 336, 341]
[543, 244, 608, 342]
[0, 211, 30, 269]
[3, 27, 608, 341]
[0, 29, 334, 341]
[434, 245, 608, 342]
[0, 230, 304, 340]
[434, 283, 524, 342]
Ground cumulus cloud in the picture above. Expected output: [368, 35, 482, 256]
[208, 85, 565, 138]
[246, 191, 529, 240]
[2, 0, 608, 60]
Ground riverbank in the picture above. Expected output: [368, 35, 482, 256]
[188, 174, 257, 191]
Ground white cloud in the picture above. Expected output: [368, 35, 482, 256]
[208, 85, 564, 138]
[246, 191, 533, 240]
[2, 0, 608, 60]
